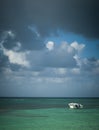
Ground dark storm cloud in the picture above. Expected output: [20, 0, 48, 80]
[20, 0, 99, 39]
[0, 0, 45, 50]
[0, 0, 99, 46]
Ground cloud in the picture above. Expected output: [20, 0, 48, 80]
[80, 57, 99, 74]
[0, 0, 99, 39]
[71, 41, 85, 51]
[73, 55, 82, 67]
[0, 31, 86, 70]
[1, 61, 99, 97]
[0, 30, 30, 68]
[0, 30, 19, 51]
[73, 55, 99, 75]
[3, 49, 30, 67]
[0, 28, 44, 51]
[1, 30, 98, 76]
[46, 41, 54, 51]
[17, 40, 78, 70]
[0, 53, 99, 97]
[0, 29, 99, 97]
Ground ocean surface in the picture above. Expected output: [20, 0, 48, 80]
[0, 98, 99, 130]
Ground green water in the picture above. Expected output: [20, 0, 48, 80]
[0, 98, 99, 130]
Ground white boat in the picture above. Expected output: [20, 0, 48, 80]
[68, 103, 83, 109]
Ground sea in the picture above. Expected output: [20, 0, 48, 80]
[0, 98, 99, 130]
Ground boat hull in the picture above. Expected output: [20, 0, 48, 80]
[68, 103, 83, 109]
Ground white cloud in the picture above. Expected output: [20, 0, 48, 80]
[3, 49, 30, 67]
[0, 31, 30, 68]
[71, 41, 85, 51]
[73, 55, 82, 67]
[46, 41, 54, 51]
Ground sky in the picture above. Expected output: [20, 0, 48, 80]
[0, 0, 99, 97]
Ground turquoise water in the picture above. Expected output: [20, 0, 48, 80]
[0, 98, 99, 130]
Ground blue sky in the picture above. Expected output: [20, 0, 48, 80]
[0, 0, 99, 97]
